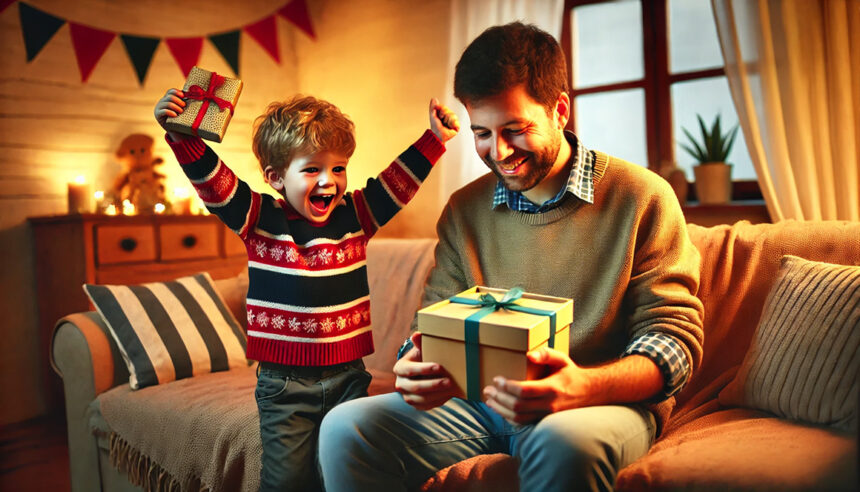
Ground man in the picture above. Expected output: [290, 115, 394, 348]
[319, 22, 704, 491]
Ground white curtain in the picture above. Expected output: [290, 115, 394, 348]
[439, 0, 564, 202]
[712, 0, 860, 221]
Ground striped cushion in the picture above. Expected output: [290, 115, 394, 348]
[84, 273, 249, 390]
[718, 255, 859, 432]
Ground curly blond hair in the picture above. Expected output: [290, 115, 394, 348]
[252, 95, 356, 172]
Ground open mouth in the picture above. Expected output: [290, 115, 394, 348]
[309, 194, 335, 213]
[497, 156, 528, 175]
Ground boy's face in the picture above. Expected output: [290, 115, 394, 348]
[267, 150, 348, 223]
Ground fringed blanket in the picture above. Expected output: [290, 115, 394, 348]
[97, 365, 261, 492]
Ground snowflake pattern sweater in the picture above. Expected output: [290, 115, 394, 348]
[167, 130, 445, 366]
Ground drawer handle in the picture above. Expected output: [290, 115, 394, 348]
[182, 235, 198, 248]
[119, 238, 137, 252]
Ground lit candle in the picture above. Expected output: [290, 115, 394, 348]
[122, 199, 136, 216]
[67, 176, 94, 214]
[105, 204, 118, 216]
[154, 203, 166, 214]
[172, 187, 192, 215]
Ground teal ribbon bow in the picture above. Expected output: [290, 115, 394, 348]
[449, 287, 557, 401]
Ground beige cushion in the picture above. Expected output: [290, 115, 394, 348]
[84, 272, 249, 390]
[718, 255, 859, 432]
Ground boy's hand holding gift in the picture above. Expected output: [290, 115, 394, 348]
[154, 88, 188, 142]
[154, 67, 242, 143]
[429, 98, 460, 143]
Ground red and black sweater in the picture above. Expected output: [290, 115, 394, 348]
[167, 130, 445, 366]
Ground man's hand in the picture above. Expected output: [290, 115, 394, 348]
[483, 348, 666, 425]
[154, 88, 188, 142]
[482, 347, 594, 424]
[394, 331, 458, 411]
[429, 98, 460, 143]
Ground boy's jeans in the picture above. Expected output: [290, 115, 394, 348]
[318, 392, 656, 492]
[255, 359, 371, 492]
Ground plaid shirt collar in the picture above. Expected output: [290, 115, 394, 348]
[492, 131, 595, 213]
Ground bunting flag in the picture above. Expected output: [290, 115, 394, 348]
[209, 31, 241, 77]
[244, 15, 280, 63]
[69, 23, 116, 82]
[279, 0, 315, 40]
[18, 3, 64, 62]
[166, 37, 204, 77]
[121, 34, 160, 85]
[14, 0, 314, 85]
[1, 0, 17, 14]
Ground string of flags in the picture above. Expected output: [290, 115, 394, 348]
[1, 0, 315, 84]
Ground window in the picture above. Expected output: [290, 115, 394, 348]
[561, 0, 760, 199]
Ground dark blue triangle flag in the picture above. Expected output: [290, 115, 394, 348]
[121, 34, 160, 85]
[19, 2, 66, 62]
[209, 30, 240, 76]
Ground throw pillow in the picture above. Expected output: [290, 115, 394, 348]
[718, 255, 859, 432]
[84, 272, 249, 389]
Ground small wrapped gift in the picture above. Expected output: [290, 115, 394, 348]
[418, 286, 572, 401]
[164, 66, 243, 143]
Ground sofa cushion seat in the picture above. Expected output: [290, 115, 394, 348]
[615, 408, 858, 491]
[91, 364, 399, 492]
[95, 366, 262, 492]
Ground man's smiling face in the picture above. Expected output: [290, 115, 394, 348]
[467, 84, 564, 194]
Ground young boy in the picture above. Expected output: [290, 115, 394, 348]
[154, 91, 459, 491]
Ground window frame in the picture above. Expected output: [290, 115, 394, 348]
[560, 0, 761, 200]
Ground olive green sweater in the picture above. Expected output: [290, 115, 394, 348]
[419, 151, 705, 426]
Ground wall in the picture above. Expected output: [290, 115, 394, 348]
[298, 0, 451, 238]
[0, 0, 451, 425]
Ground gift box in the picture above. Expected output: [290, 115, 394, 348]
[165, 67, 243, 143]
[417, 286, 572, 401]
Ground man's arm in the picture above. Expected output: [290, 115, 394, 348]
[394, 201, 470, 410]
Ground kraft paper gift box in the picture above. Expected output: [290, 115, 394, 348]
[417, 286, 572, 401]
[165, 66, 243, 143]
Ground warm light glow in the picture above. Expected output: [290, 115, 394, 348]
[154, 203, 166, 214]
[105, 204, 118, 215]
[122, 199, 136, 215]
[94, 190, 104, 200]
[173, 186, 191, 199]
[73, 175, 86, 185]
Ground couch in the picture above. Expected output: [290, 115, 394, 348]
[51, 221, 859, 491]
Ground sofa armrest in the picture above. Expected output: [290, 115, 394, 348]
[51, 312, 129, 492]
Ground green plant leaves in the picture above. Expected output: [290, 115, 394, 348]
[681, 113, 739, 164]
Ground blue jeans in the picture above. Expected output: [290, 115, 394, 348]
[318, 393, 656, 492]
[256, 360, 371, 492]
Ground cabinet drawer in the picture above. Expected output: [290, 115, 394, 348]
[224, 230, 247, 257]
[96, 224, 157, 265]
[159, 222, 219, 261]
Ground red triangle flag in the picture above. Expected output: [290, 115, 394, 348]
[1, 0, 16, 14]
[279, 0, 315, 40]
[166, 37, 203, 77]
[244, 15, 280, 63]
[69, 23, 116, 83]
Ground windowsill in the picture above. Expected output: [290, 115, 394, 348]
[682, 200, 770, 227]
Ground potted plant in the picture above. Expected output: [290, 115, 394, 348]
[681, 114, 738, 204]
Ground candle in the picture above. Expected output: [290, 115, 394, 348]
[67, 176, 94, 214]
[172, 187, 192, 215]
[122, 199, 136, 216]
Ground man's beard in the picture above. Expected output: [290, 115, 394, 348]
[483, 132, 562, 192]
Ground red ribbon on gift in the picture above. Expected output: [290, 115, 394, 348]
[184, 71, 235, 137]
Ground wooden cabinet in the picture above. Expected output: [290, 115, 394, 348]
[29, 213, 247, 409]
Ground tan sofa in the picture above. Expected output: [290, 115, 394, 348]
[51, 222, 859, 491]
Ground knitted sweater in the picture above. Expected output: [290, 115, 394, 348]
[420, 151, 705, 425]
[169, 130, 445, 366]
